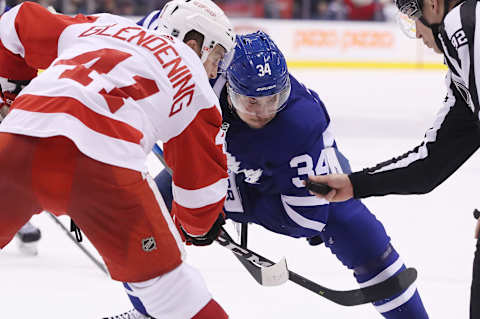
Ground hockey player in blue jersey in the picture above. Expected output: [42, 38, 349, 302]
[151, 31, 430, 318]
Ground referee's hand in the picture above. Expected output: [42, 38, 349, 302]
[306, 174, 353, 202]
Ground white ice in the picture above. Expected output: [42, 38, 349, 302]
[1, 68, 475, 319]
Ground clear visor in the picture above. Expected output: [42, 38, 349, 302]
[396, 11, 417, 39]
[228, 78, 291, 116]
[396, 0, 424, 38]
[218, 49, 235, 74]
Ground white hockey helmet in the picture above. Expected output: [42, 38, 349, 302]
[150, 0, 236, 62]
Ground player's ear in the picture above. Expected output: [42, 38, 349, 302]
[185, 39, 202, 58]
[427, 0, 441, 15]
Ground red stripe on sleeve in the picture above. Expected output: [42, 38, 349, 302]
[164, 106, 227, 190]
[13, 2, 97, 69]
[13, 94, 143, 144]
[164, 106, 228, 234]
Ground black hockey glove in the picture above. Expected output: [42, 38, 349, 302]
[307, 235, 324, 246]
[181, 214, 225, 246]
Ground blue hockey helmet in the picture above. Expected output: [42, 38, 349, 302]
[226, 31, 291, 116]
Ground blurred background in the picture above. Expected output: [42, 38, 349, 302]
[6, 0, 395, 21]
[5, 0, 442, 70]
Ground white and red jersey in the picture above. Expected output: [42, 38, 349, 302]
[0, 2, 228, 235]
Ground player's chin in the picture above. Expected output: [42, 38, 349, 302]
[246, 117, 274, 129]
[433, 46, 443, 54]
[249, 122, 268, 129]
[425, 41, 442, 54]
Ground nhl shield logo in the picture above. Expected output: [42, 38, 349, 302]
[142, 237, 157, 252]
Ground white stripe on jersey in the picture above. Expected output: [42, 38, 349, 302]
[1, 108, 147, 171]
[443, 6, 471, 82]
[357, 257, 418, 313]
[125, 263, 212, 319]
[441, 2, 480, 115]
[281, 195, 326, 232]
[146, 174, 186, 260]
[376, 282, 418, 313]
[322, 122, 335, 148]
[358, 257, 404, 288]
[172, 177, 228, 209]
[368, 72, 457, 174]
[281, 194, 328, 206]
[0, 5, 24, 57]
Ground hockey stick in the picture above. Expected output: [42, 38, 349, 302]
[219, 227, 417, 306]
[151, 144, 418, 305]
[152, 144, 289, 286]
[46, 212, 109, 276]
[240, 222, 248, 248]
[217, 228, 289, 286]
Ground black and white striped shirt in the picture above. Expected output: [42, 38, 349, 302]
[350, 0, 480, 198]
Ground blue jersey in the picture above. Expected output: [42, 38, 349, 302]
[213, 73, 351, 238]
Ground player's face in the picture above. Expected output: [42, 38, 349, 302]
[203, 44, 226, 79]
[228, 94, 278, 129]
[419, 0, 444, 24]
[415, 19, 442, 53]
[414, 0, 443, 53]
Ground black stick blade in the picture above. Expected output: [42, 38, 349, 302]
[305, 180, 332, 195]
[288, 267, 417, 306]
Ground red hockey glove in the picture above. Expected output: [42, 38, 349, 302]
[180, 214, 225, 246]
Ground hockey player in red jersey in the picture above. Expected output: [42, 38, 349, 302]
[0, 1, 235, 318]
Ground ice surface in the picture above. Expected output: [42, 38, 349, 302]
[1, 68, 475, 318]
